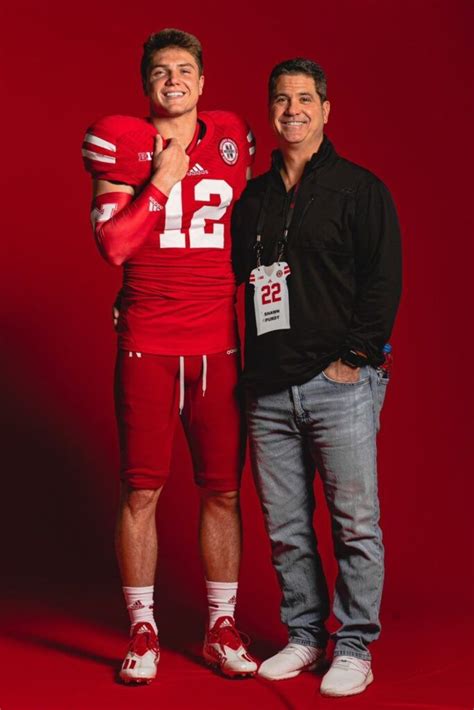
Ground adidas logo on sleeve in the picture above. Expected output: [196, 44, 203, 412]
[148, 196, 163, 212]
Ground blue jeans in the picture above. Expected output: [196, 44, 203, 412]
[247, 366, 388, 660]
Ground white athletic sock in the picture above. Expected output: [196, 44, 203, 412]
[123, 585, 157, 634]
[206, 580, 238, 629]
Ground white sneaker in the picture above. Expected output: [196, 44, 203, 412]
[258, 643, 325, 680]
[320, 655, 373, 697]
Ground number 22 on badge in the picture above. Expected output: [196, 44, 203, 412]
[249, 262, 291, 336]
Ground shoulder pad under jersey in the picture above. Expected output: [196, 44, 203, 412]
[200, 111, 255, 167]
[82, 115, 157, 186]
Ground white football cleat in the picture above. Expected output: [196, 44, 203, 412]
[320, 655, 373, 696]
[203, 616, 257, 677]
[119, 622, 160, 684]
[258, 642, 325, 680]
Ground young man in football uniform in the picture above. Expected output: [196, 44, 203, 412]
[82, 28, 256, 683]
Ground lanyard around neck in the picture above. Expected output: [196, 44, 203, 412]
[254, 180, 300, 267]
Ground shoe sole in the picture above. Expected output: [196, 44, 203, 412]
[119, 676, 155, 685]
[258, 660, 321, 681]
[320, 669, 374, 697]
[119, 669, 157, 685]
[204, 658, 256, 678]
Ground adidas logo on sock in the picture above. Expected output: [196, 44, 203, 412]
[128, 600, 146, 610]
[149, 196, 163, 212]
[187, 162, 208, 176]
[227, 595, 237, 604]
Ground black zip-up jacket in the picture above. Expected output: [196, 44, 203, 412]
[232, 136, 402, 393]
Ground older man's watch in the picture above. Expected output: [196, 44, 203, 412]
[341, 349, 368, 369]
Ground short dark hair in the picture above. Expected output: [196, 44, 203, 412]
[268, 58, 327, 102]
[141, 28, 203, 91]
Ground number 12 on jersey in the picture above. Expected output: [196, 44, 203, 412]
[159, 178, 233, 249]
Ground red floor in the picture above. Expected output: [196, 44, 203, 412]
[1, 583, 472, 710]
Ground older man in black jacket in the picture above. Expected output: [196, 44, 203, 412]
[232, 58, 401, 697]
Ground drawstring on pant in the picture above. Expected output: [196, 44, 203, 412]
[178, 354, 208, 414]
[179, 356, 185, 414]
[127, 352, 207, 415]
[202, 355, 207, 397]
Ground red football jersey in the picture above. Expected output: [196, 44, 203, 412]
[87, 111, 255, 355]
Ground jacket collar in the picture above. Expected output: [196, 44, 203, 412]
[271, 135, 336, 178]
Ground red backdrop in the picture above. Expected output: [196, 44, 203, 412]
[2, 0, 472, 648]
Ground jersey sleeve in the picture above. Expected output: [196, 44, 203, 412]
[234, 114, 256, 169]
[82, 115, 157, 186]
[206, 111, 256, 170]
[91, 185, 168, 266]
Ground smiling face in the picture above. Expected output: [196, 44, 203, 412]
[270, 73, 330, 152]
[146, 47, 204, 118]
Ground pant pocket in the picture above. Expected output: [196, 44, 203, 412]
[370, 367, 389, 432]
